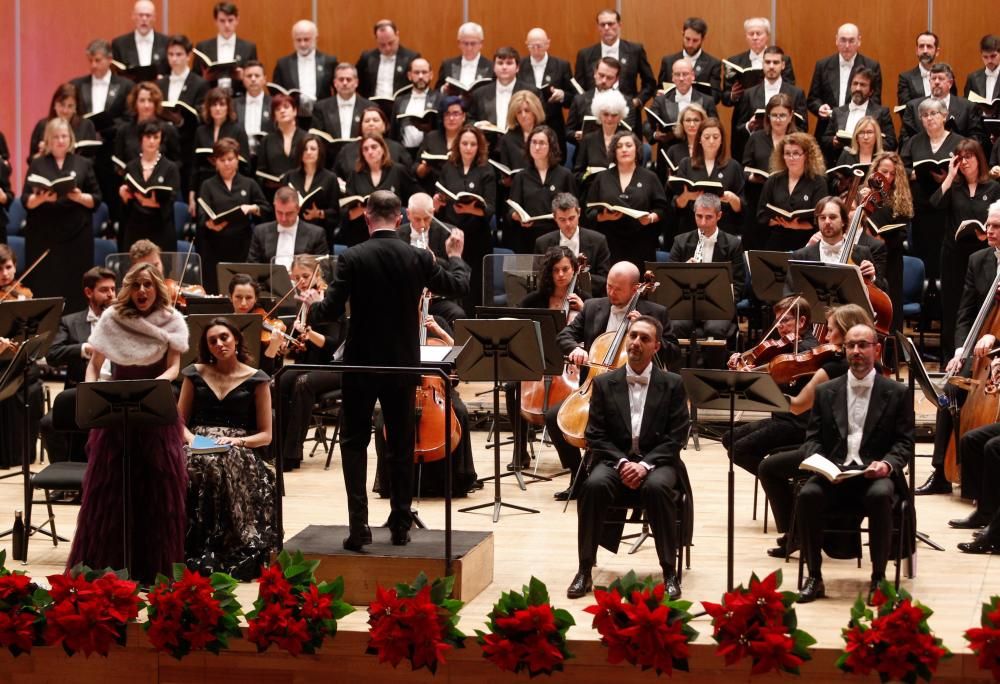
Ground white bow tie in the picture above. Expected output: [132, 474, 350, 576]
[627, 375, 648, 386]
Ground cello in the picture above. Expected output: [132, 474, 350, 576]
[556, 271, 659, 448]
[412, 290, 462, 462]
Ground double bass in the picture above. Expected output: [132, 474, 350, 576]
[556, 272, 659, 448]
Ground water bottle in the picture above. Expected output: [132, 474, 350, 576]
[11, 510, 25, 561]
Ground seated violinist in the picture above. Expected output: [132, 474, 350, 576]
[227, 273, 285, 373]
[723, 294, 818, 479]
[129, 238, 165, 276]
[794, 196, 888, 293]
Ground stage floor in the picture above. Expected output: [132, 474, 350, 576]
[0, 380, 996, 653]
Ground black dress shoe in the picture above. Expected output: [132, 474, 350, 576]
[663, 571, 682, 601]
[566, 572, 593, 599]
[948, 512, 990, 529]
[506, 458, 531, 471]
[797, 577, 826, 603]
[390, 527, 411, 546]
[343, 525, 373, 551]
[554, 487, 577, 501]
[958, 537, 1000, 554]
[767, 540, 800, 558]
[915, 471, 952, 495]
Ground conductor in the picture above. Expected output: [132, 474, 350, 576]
[307, 190, 470, 549]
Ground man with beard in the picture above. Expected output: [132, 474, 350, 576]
[897, 32, 953, 106]
[821, 68, 897, 160]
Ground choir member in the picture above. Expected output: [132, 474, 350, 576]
[806, 23, 883, 142]
[741, 94, 798, 249]
[669, 117, 744, 238]
[272, 20, 337, 117]
[192, 2, 258, 93]
[721, 16, 796, 108]
[356, 19, 420, 101]
[507, 125, 577, 252]
[340, 133, 413, 247]
[281, 133, 341, 245]
[111, 0, 168, 76]
[757, 132, 828, 251]
[190, 87, 250, 210]
[118, 119, 180, 252]
[655, 17, 722, 104]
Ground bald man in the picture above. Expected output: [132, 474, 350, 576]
[519, 28, 574, 154]
[111, 0, 169, 76]
[391, 58, 443, 153]
[807, 23, 882, 140]
[272, 20, 338, 112]
[356, 19, 421, 102]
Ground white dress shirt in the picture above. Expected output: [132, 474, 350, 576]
[274, 220, 299, 269]
[694, 228, 718, 262]
[748, 49, 765, 70]
[626, 363, 652, 457]
[134, 30, 154, 66]
[297, 51, 318, 100]
[838, 57, 856, 106]
[409, 226, 431, 250]
[674, 88, 692, 109]
[167, 69, 189, 102]
[607, 304, 628, 332]
[460, 55, 482, 86]
[375, 54, 397, 99]
[844, 100, 868, 136]
[559, 228, 580, 256]
[243, 92, 264, 136]
[986, 66, 1000, 100]
[819, 239, 845, 264]
[401, 91, 429, 148]
[602, 39, 621, 62]
[216, 35, 237, 90]
[337, 95, 357, 137]
[763, 77, 782, 107]
[530, 55, 548, 88]
[919, 64, 931, 97]
[495, 81, 515, 126]
[90, 72, 112, 113]
[845, 368, 876, 467]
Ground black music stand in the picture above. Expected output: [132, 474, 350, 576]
[217, 262, 295, 299]
[787, 261, 874, 324]
[895, 332, 946, 554]
[182, 298, 235, 316]
[649, 263, 735, 447]
[747, 251, 793, 304]
[75, 380, 178, 579]
[181, 314, 263, 369]
[681, 369, 788, 590]
[477, 307, 568, 481]
[453, 319, 544, 522]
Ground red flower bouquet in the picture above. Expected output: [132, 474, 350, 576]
[245, 550, 353, 656]
[966, 595, 1000, 680]
[837, 581, 950, 683]
[37, 564, 142, 657]
[367, 572, 466, 674]
[143, 564, 243, 659]
[584, 570, 698, 676]
[0, 550, 41, 656]
[476, 576, 574, 676]
[702, 569, 814, 675]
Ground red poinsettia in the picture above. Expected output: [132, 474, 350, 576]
[245, 550, 352, 656]
[837, 581, 950, 682]
[475, 577, 574, 676]
[584, 571, 697, 677]
[0, 551, 41, 657]
[702, 569, 814, 675]
[38, 565, 142, 657]
[367, 572, 465, 674]
[965, 595, 1000, 680]
[142, 564, 242, 660]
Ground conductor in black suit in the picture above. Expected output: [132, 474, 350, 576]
[356, 19, 420, 101]
[795, 323, 914, 603]
[111, 0, 169, 76]
[668, 193, 745, 341]
[533, 193, 611, 295]
[566, 316, 691, 600]
[807, 23, 882, 140]
[655, 17, 722, 104]
[548, 261, 680, 499]
[574, 9, 655, 114]
[307, 191, 470, 549]
[247, 187, 329, 264]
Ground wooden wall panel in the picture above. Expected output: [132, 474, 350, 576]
[317, 2, 463, 80]
[933, 0, 997, 97]
[0, 1, 16, 183]
[468, 0, 608, 64]
[775, 0, 928, 110]
[168, 0, 312, 76]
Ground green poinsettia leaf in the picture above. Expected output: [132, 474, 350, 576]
[526, 576, 549, 606]
[552, 608, 576, 627]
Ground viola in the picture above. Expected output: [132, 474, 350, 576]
[249, 306, 304, 353]
[0, 283, 33, 302]
[729, 333, 796, 370]
[765, 344, 841, 386]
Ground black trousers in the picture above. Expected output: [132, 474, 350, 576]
[961, 422, 1000, 511]
[722, 417, 805, 477]
[339, 373, 417, 531]
[577, 461, 679, 573]
[276, 368, 342, 467]
[797, 474, 895, 580]
[544, 398, 581, 475]
[758, 446, 807, 534]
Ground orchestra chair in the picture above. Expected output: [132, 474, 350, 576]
[173, 201, 189, 239]
[489, 247, 515, 306]
[901, 255, 928, 358]
[7, 198, 26, 236]
[91, 202, 110, 237]
[93, 238, 117, 268]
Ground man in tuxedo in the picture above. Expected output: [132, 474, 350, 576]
[247, 187, 328, 266]
[796, 323, 914, 603]
[534, 193, 611, 295]
[391, 58, 442, 154]
[520, 28, 574, 157]
[897, 32, 953, 108]
[111, 0, 168, 76]
[807, 23, 883, 141]
[311, 63, 374, 143]
[308, 191, 470, 549]
[398, 193, 466, 323]
[648, 56, 718, 135]
[566, 57, 626, 144]
[435, 22, 493, 92]
[900, 63, 985, 147]
[549, 261, 680, 499]
[234, 61, 273, 162]
[668, 193, 745, 342]
[193, 2, 258, 94]
[471, 47, 537, 126]
[566, 315, 691, 600]
[820, 68, 897, 160]
[574, 9, 655, 115]
[656, 17, 722, 105]
[790, 196, 884, 289]
[159, 35, 208, 195]
[732, 47, 806, 159]
[721, 17, 796, 108]
[39, 267, 116, 463]
[356, 19, 420, 102]
[964, 35, 1000, 114]
[272, 20, 337, 118]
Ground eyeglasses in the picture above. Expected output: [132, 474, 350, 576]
[856, 129, 876, 137]
[769, 113, 790, 120]
[444, 110, 465, 117]
[920, 111, 944, 119]
[844, 341, 876, 350]
[783, 150, 804, 158]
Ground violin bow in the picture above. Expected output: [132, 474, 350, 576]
[0, 249, 50, 302]
[173, 241, 196, 307]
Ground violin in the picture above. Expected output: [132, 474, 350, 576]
[729, 333, 796, 371]
[250, 306, 305, 353]
[0, 249, 48, 303]
[765, 344, 841, 386]
[165, 279, 208, 308]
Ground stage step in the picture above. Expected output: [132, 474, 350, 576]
[281, 525, 494, 605]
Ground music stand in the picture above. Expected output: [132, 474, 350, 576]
[453, 319, 545, 522]
[477, 307, 568, 482]
[75, 379, 178, 578]
[681, 369, 788, 590]
[787, 261, 874, 324]
[181, 314, 263, 369]
[746, 251, 793, 304]
[217, 262, 295, 299]
[182, 298, 235, 316]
